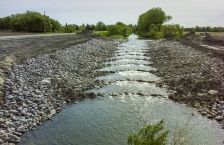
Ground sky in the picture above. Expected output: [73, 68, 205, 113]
[0, 0, 223, 27]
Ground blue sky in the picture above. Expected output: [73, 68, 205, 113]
[0, 0, 223, 27]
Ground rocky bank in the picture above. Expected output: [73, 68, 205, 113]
[0, 36, 126, 144]
[147, 38, 224, 129]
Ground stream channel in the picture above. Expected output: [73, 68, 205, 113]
[19, 35, 224, 145]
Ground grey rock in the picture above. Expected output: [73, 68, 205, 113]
[10, 101, 17, 105]
[12, 91, 19, 95]
[216, 104, 222, 109]
[23, 91, 30, 96]
[11, 115, 18, 121]
[8, 133, 21, 140]
[20, 110, 26, 115]
[215, 116, 223, 121]
[208, 90, 218, 95]
[23, 86, 29, 91]
[35, 89, 41, 94]
[201, 111, 207, 115]
[9, 110, 18, 114]
[0, 124, 7, 128]
[219, 101, 224, 105]
[0, 130, 5, 135]
[17, 107, 22, 111]
[0, 118, 4, 122]
[6, 95, 14, 100]
[196, 93, 206, 97]
[17, 126, 26, 133]
[40, 79, 51, 85]
[19, 119, 28, 123]
[26, 99, 33, 104]
[16, 96, 23, 101]
[50, 109, 56, 115]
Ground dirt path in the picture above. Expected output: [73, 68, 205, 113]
[0, 33, 76, 39]
[0, 34, 91, 105]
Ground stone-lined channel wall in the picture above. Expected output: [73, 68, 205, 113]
[0, 37, 126, 144]
[147, 39, 224, 129]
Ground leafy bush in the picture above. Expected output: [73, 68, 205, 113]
[127, 120, 169, 145]
[107, 22, 132, 37]
[162, 24, 184, 38]
[61, 24, 77, 33]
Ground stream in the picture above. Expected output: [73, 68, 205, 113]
[19, 35, 224, 145]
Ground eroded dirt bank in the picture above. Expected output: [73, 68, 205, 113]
[147, 34, 224, 129]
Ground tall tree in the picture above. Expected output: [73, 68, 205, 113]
[95, 21, 106, 31]
[136, 7, 172, 37]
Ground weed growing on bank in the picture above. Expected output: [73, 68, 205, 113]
[127, 119, 169, 145]
[127, 116, 198, 145]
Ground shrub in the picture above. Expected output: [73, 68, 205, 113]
[162, 24, 184, 38]
[107, 22, 132, 37]
[127, 120, 169, 145]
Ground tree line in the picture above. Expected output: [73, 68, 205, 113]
[0, 11, 61, 32]
[0, 11, 133, 37]
[184, 26, 224, 32]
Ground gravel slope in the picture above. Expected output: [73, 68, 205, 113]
[147, 38, 224, 129]
[0, 35, 126, 144]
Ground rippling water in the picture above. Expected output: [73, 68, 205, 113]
[19, 34, 224, 145]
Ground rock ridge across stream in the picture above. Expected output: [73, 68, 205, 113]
[0, 35, 126, 144]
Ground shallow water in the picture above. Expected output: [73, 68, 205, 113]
[19, 34, 224, 145]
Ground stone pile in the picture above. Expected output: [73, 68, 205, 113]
[147, 40, 224, 128]
[0, 38, 126, 144]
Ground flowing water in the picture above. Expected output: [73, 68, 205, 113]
[19, 35, 224, 145]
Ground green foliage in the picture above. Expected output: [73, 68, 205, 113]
[127, 120, 169, 145]
[95, 21, 106, 31]
[61, 23, 77, 33]
[93, 31, 125, 38]
[107, 22, 132, 37]
[128, 24, 138, 33]
[136, 7, 172, 37]
[76, 24, 86, 33]
[184, 26, 224, 32]
[0, 11, 61, 32]
[86, 24, 95, 30]
[162, 24, 184, 38]
[0, 16, 12, 29]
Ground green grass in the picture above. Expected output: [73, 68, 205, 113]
[93, 31, 125, 39]
[184, 31, 224, 36]
[93, 31, 108, 36]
